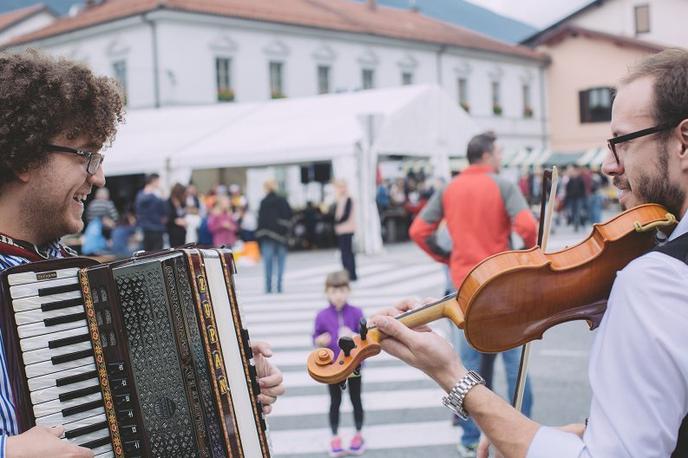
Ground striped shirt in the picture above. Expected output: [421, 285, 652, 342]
[0, 241, 65, 456]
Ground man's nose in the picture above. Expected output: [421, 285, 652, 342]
[88, 163, 106, 188]
[601, 147, 623, 177]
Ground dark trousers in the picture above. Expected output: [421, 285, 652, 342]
[337, 233, 357, 280]
[143, 230, 164, 252]
[328, 376, 364, 435]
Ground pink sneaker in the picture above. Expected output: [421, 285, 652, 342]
[329, 436, 346, 457]
[349, 432, 366, 455]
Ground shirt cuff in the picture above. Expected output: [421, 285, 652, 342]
[527, 426, 586, 458]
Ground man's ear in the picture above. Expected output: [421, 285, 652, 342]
[14, 168, 32, 184]
[678, 119, 688, 172]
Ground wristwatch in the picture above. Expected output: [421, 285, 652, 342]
[441, 370, 485, 420]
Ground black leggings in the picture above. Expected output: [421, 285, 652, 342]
[328, 377, 364, 435]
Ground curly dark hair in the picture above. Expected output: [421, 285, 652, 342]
[0, 49, 125, 188]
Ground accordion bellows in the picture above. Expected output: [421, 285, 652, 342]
[0, 247, 271, 457]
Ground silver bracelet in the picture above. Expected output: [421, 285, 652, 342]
[441, 370, 485, 420]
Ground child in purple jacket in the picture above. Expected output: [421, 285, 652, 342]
[313, 270, 366, 457]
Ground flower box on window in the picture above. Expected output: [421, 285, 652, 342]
[271, 90, 286, 99]
[493, 104, 503, 116]
[217, 88, 235, 102]
[523, 106, 534, 118]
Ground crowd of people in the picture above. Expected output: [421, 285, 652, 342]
[518, 164, 611, 233]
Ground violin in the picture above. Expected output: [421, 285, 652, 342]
[307, 203, 677, 384]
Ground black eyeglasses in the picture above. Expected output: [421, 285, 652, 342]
[606, 121, 679, 165]
[44, 144, 104, 175]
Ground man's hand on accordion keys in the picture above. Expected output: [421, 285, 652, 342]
[251, 341, 286, 415]
[6, 425, 94, 458]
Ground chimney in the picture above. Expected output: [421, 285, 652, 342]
[367, 0, 377, 11]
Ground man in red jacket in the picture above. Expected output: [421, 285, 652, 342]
[410, 131, 537, 457]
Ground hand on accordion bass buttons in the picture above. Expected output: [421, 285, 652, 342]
[250, 340, 286, 415]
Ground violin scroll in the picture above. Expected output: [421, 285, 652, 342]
[307, 329, 382, 384]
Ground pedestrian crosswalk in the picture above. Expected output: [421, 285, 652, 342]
[234, 250, 462, 457]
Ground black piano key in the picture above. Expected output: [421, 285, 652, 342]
[56, 370, 99, 387]
[51, 349, 94, 365]
[59, 384, 102, 403]
[62, 399, 103, 417]
[44, 312, 86, 327]
[39, 283, 81, 296]
[65, 420, 109, 439]
[49, 333, 91, 349]
[41, 297, 83, 312]
[79, 436, 111, 450]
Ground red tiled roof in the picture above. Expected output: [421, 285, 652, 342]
[0, 3, 50, 33]
[6, 0, 544, 60]
[532, 24, 664, 53]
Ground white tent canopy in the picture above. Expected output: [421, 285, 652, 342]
[105, 84, 479, 253]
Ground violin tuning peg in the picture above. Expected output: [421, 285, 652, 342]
[359, 318, 368, 340]
[338, 336, 356, 357]
[353, 365, 361, 377]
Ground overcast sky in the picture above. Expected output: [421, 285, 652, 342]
[467, 0, 592, 28]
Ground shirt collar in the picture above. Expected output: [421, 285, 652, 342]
[668, 209, 688, 242]
[462, 164, 494, 175]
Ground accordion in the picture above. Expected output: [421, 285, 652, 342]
[0, 247, 271, 458]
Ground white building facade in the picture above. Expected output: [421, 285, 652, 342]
[7, 2, 548, 155]
[568, 0, 687, 48]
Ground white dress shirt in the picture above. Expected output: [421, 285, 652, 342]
[527, 211, 688, 458]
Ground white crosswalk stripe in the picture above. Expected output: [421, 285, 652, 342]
[234, 253, 463, 457]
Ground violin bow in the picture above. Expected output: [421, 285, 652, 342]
[512, 166, 559, 412]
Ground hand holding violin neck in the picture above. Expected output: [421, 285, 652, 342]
[306, 294, 464, 384]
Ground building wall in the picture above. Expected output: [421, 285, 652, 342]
[12, 9, 547, 152]
[571, 0, 688, 47]
[539, 33, 655, 152]
[0, 11, 55, 45]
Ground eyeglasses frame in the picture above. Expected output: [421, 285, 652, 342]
[606, 121, 680, 165]
[44, 144, 104, 175]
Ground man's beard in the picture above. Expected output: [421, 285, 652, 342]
[21, 192, 71, 245]
[619, 143, 685, 217]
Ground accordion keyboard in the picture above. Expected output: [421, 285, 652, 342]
[8, 269, 114, 458]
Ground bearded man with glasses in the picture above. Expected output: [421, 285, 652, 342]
[368, 48, 688, 458]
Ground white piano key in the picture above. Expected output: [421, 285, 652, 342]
[12, 290, 82, 312]
[36, 405, 105, 427]
[28, 363, 96, 391]
[91, 445, 113, 456]
[30, 377, 99, 404]
[74, 430, 111, 446]
[23, 340, 93, 366]
[18, 317, 88, 339]
[20, 326, 89, 352]
[94, 451, 114, 458]
[15, 304, 86, 326]
[10, 276, 79, 299]
[25, 354, 95, 379]
[7, 268, 80, 286]
[64, 412, 108, 435]
[33, 391, 102, 418]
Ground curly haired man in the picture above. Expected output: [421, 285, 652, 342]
[0, 49, 124, 457]
[0, 50, 287, 457]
